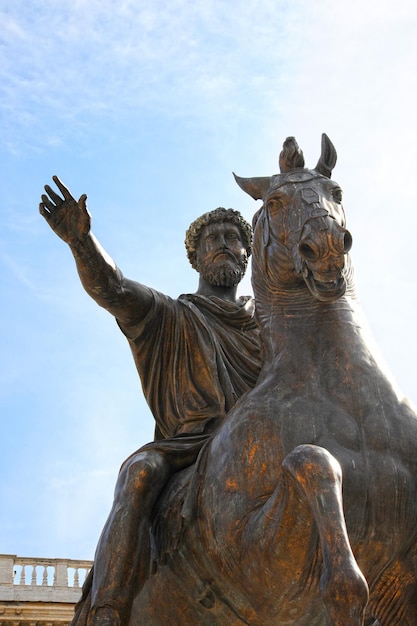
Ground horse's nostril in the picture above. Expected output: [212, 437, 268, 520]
[299, 242, 318, 261]
[343, 231, 353, 253]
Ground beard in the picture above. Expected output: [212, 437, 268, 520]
[197, 254, 248, 287]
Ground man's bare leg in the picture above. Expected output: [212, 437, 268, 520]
[88, 451, 171, 626]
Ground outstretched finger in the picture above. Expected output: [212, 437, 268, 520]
[44, 184, 63, 205]
[39, 202, 50, 218]
[41, 194, 56, 211]
[52, 175, 73, 200]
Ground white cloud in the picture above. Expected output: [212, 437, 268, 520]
[0, 0, 306, 152]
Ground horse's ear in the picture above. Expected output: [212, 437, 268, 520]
[315, 133, 337, 178]
[279, 137, 305, 172]
[233, 173, 271, 201]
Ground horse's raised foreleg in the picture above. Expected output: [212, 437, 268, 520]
[283, 444, 369, 626]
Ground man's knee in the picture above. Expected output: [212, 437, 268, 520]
[116, 451, 170, 499]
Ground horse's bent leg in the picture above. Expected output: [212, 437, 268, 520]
[283, 444, 369, 626]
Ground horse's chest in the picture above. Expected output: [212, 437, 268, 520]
[244, 377, 361, 454]
[240, 376, 417, 544]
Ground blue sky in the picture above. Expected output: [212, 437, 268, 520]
[1, 0, 417, 561]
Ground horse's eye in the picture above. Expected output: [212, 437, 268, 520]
[332, 188, 343, 203]
[267, 198, 282, 214]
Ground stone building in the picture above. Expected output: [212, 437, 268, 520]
[0, 555, 92, 626]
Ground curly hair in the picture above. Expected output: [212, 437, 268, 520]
[185, 208, 252, 270]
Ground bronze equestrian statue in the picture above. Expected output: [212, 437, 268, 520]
[131, 135, 417, 625]
[43, 134, 417, 625]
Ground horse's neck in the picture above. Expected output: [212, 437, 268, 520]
[258, 293, 353, 354]
[255, 287, 396, 390]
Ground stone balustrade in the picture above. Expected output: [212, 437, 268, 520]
[0, 554, 93, 625]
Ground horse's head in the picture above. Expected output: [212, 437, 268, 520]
[235, 134, 352, 303]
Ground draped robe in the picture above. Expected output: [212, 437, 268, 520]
[117, 291, 262, 449]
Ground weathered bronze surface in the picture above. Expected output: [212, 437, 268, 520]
[42, 135, 417, 625]
[131, 136, 417, 625]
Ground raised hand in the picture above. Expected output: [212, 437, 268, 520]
[39, 175, 91, 245]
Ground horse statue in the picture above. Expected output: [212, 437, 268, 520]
[130, 135, 417, 625]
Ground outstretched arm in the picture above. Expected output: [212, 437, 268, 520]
[40, 176, 153, 326]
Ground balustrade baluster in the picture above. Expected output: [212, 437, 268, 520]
[3, 554, 93, 600]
